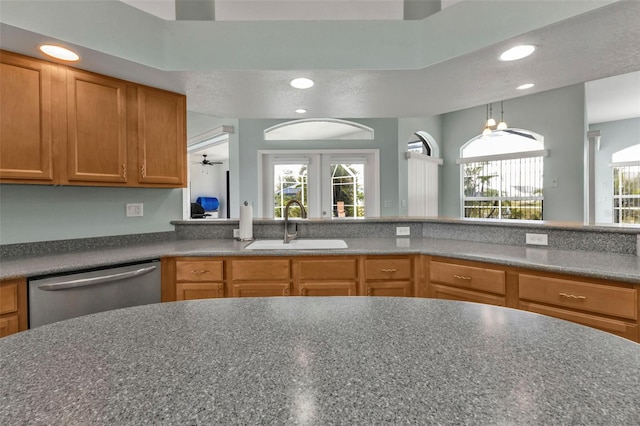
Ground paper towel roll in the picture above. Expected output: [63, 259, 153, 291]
[239, 203, 253, 240]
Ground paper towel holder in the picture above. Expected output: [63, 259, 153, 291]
[238, 201, 255, 241]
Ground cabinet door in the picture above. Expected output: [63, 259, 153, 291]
[66, 69, 128, 183]
[0, 51, 54, 182]
[299, 281, 357, 296]
[0, 278, 27, 337]
[232, 282, 291, 298]
[365, 281, 412, 297]
[133, 85, 186, 186]
[176, 282, 224, 301]
[432, 284, 506, 307]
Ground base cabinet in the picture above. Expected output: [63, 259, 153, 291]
[0, 278, 27, 338]
[425, 256, 639, 342]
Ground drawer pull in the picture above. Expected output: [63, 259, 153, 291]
[381, 268, 397, 273]
[367, 288, 372, 296]
[454, 275, 472, 281]
[190, 270, 210, 274]
[217, 288, 223, 297]
[559, 292, 587, 300]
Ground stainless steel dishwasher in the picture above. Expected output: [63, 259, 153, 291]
[28, 260, 161, 328]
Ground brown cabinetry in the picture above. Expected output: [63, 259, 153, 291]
[0, 51, 55, 183]
[428, 259, 507, 306]
[519, 273, 638, 341]
[0, 50, 186, 188]
[130, 85, 186, 186]
[0, 278, 27, 338]
[229, 258, 292, 297]
[65, 68, 128, 184]
[364, 257, 415, 297]
[295, 258, 358, 296]
[174, 259, 224, 301]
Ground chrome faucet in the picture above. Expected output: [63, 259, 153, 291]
[283, 199, 307, 244]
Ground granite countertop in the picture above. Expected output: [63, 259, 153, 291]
[0, 297, 638, 424]
[1, 237, 639, 283]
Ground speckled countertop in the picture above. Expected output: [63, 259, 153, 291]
[0, 297, 638, 424]
[1, 237, 639, 283]
[1, 237, 640, 283]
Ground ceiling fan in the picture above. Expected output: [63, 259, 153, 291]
[192, 154, 223, 166]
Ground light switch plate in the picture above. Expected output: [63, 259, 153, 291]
[396, 226, 410, 236]
[526, 233, 548, 246]
[126, 203, 143, 217]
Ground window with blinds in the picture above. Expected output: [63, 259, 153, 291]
[458, 129, 546, 221]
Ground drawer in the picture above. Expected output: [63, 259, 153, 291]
[231, 259, 290, 281]
[298, 259, 357, 280]
[365, 258, 412, 280]
[0, 282, 18, 315]
[176, 260, 224, 282]
[430, 261, 505, 295]
[519, 274, 638, 320]
[0, 315, 19, 338]
[520, 301, 638, 342]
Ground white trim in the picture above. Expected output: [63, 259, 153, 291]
[263, 118, 374, 141]
[456, 149, 549, 165]
[405, 152, 443, 164]
[258, 149, 380, 218]
[609, 161, 640, 167]
[187, 125, 234, 152]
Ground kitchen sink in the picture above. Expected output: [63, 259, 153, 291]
[244, 239, 348, 250]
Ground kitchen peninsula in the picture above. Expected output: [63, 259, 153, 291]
[0, 297, 638, 424]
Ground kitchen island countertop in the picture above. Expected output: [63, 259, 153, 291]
[0, 297, 638, 424]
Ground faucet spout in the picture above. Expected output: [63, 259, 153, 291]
[283, 199, 307, 244]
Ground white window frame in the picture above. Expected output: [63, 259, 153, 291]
[258, 149, 380, 219]
[457, 130, 548, 220]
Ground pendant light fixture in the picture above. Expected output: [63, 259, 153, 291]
[482, 104, 492, 136]
[486, 103, 496, 127]
[496, 101, 508, 130]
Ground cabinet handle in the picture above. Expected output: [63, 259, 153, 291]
[381, 268, 397, 273]
[122, 163, 127, 180]
[141, 164, 146, 178]
[190, 270, 210, 274]
[559, 292, 587, 300]
[367, 288, 372, 296]
[284, 287, 290, 296]
[453, 274, 472, 280]
[217, 288, 223, 297]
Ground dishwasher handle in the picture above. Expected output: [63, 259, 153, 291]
[37, 265, 158, 291]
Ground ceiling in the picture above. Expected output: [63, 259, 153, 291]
[1, 0, 639, 124]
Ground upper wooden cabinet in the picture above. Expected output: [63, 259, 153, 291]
[131, 85, 186, 186]
[0, 51, 55, 182]
[0, 50, 186, 188]
[65, 68, 128, 184]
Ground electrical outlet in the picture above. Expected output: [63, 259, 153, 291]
[526, 233, 548, 246]
[126, 203, 143, 217]
[396, 226, 410, 236]
[233, 229, 240, 238]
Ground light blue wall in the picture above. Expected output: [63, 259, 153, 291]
[440, 84, 586, 222]
[0, 185, 182, 244]
[590, 117, 640, 223]
[236, 118, 400, 217]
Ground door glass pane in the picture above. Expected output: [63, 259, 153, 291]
[273, 164, 307, 218]
[331, 164, 365, 218]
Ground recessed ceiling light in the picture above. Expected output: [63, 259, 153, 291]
[295, 108, 307, 114]
[516, 83, 535, 90]
[290, 78, 314, 89]
[39, 44, 80, 61]
[499, 45, 536, 62]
